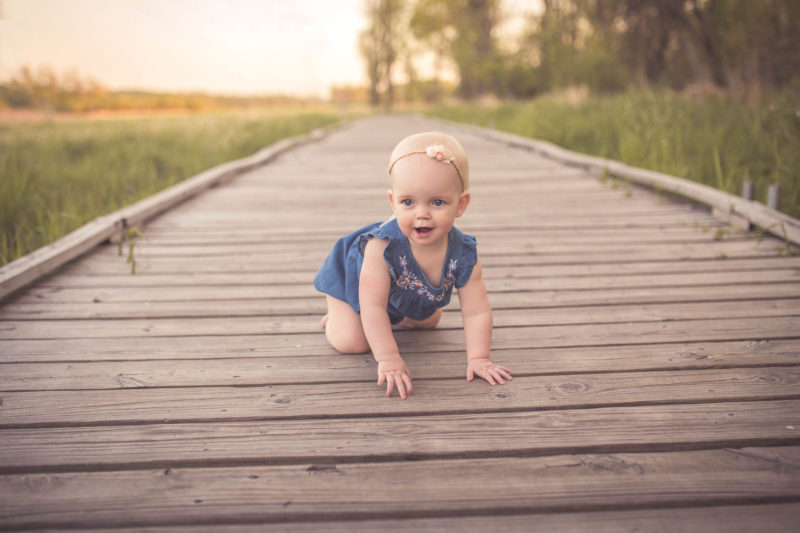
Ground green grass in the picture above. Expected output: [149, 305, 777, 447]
[426, 89, 800, 220]
[0, 110, 341, 265]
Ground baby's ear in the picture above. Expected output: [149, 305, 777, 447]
[456, 192, 471, 217]
[387, 189, 395, 207]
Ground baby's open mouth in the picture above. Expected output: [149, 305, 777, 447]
[415, 227, 433, 235]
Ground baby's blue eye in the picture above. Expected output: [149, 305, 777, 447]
[402, 199, 413, 207]
[433, 199, 444, 207]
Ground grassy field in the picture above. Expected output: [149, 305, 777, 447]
[3, 91, 797, 267]
[0, 109, 341, 265]
[427, 89, 800, 220]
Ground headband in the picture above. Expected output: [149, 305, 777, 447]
[388, 144, 465, 190]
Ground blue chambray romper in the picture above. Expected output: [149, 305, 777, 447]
[314, 218, 478, 324]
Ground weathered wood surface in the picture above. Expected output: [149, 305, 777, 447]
[1, 115, 799, 531]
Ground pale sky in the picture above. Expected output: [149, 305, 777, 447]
[0, 0, 368, 98]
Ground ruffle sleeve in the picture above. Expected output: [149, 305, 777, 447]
[357, 219, 399, 281]
[453, 229, 478, 288]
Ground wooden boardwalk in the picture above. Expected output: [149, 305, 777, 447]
[1, 115, 799, 531]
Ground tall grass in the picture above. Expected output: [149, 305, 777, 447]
[427, 89, 800, 219]
[0, 110, 341, 265]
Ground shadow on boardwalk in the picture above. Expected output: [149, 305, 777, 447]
[0, 115, 799, 531]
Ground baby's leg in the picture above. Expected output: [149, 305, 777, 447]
[323, 296, 370, 354]
[398, 308, 442, 329]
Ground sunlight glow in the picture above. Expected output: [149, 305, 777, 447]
[0, 0, 368, 97]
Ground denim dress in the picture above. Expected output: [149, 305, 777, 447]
[314, 218, 478, 324]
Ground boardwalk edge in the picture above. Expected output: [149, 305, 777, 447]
[0, 121, 345, 302]
[426, 115, 800, 247]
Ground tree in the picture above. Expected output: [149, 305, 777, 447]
[409, 0, 452, 102]
[359, 0, 406, 110]
[409, 0, 500, 100]
[358, 0, 798, 103]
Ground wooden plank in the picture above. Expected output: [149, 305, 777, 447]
[35, 503, 800, 533]
[43, 255, 800, 284]
[48, 241, 790, 273]
[138, 210, 724, 231]
[75, 236, 778, 260]
[4, 284, 799, 320]
[135, 208, 711, 230]
[1, 368, 798, 426]
[9, 269, 799, 305]
[79, 226, 745, 250]
[2, 298, 798, 339]
[486, 283, 800, 309]
[1, 316, 796, 361]
[1, 401, 799, 472]
[170, 187, 663, 206]
[139, 211, 720, 232]
[72, 234, 784, 259]
[151, 191, 674, 212]
[0, 216, 124, 304]
[0, 447, 798, 529]
[163, 194, 678, 212]
[1, 338, 797, 391]
[36, 251, 798, 282]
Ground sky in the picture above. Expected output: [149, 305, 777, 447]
[0, 0, 368, 98]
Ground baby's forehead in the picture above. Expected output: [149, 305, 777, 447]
[390, 155, 462, 188]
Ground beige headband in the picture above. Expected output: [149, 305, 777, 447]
[388, 144, 465, 190]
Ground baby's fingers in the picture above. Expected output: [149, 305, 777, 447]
[395, 376, 407, 400]
[384, 374, 395, 398]
[497, 367, 513, 381]
[480, 369, 497, 386]
[402, 373, 413, 396]
[490, 368, 506, 385]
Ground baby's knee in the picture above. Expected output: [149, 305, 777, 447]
[332, 336, 371, 355]
[326, 327, 370, 354]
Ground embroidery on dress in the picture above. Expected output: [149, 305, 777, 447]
[396, 256, 457, 302]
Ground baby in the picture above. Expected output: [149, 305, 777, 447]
[314, 131, 512, 399]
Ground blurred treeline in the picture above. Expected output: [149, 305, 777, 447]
[360, 0, 800, 106]
[0, 66, 320, 113]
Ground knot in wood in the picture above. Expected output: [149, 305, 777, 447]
[557, 380, 590, 393]
[269, 394, 293, 404]
[583, 455, 644, 475]
[307, 465, 342, 475]
[22, 474, 58, 489]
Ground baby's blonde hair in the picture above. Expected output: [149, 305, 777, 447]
[388, 131, 470, 192]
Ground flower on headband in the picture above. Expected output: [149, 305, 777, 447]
[425, 144, 455, 164]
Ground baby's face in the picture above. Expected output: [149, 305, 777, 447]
[388, 155, 469, 249]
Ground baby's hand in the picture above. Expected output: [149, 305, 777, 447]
[377, 358, 413, 399]
[467, 358, 513, 385]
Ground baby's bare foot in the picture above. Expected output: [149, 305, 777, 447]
[320, 314, 329, 329]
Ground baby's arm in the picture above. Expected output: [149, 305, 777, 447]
[359, 237, 413, 399]
[458, 259, 512, 385]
